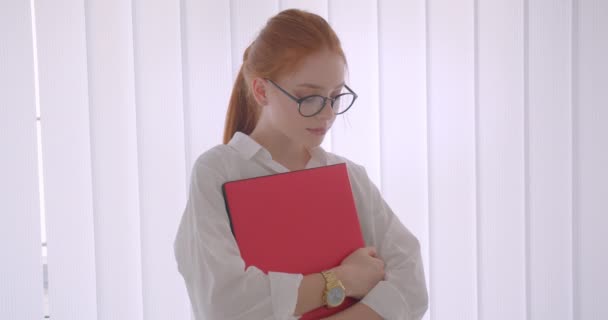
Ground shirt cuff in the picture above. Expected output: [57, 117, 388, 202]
[268, 272, 304, 320]
[361, 280, 410, 319]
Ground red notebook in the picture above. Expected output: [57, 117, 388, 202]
[222, 163, 365, 320]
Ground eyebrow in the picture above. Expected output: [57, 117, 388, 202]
[296, 82, 345, 90]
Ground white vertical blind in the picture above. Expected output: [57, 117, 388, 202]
[34, 0, 98, 319]
[329, 0, 382, 187]
[280, 0, 327, 13]
[181, 0, 232, 176]
[477, 0, 526, 319]
[427, 0, 478, 319]
[574, 1, 608, 319]
[85, 0, 144, 319]
[0, 1, 44, 319]
[527, 0, 573, 319]
[132, 0, 190, 319]
[377, 0, 430, 318]
[2, 1, 607, 319]
[230, 0, 278, 80]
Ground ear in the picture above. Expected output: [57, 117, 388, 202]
[251, 77, 269, 106]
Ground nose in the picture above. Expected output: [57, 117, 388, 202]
[316, 98, 336, 121]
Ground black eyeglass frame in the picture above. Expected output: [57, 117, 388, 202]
[266, 79, 358, 117]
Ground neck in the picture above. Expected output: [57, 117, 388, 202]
[249, 128, 311, 171]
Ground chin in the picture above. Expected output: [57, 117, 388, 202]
[296, 133, 323, 149]
[307, 135, 326, 148]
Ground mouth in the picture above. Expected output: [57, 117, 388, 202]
[306, 127, 328, 136]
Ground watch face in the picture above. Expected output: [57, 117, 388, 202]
[327, 287, 345, 306]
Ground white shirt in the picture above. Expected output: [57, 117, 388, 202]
[174, 132, 428, 320]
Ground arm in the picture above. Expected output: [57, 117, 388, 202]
[322, 303, 383, 320]
[174, 159, 326, 319]
[298, 259, 386, 318]
[296, 255, 387, 317]
[363, 181, 429, 319]
[294, 273, 326, 316]
[348, 165, 429, 320]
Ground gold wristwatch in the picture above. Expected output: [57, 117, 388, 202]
[321, 270, 346, 308]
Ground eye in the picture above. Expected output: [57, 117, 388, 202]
[294, 89, 316, 97]
[331, 86, 345, 97]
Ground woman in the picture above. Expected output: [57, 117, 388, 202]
[174, 9, 428, 320]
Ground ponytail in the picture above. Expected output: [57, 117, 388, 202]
[223, 63, 259, 144]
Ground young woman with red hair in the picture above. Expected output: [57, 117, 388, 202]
[175, 9, 428, 320]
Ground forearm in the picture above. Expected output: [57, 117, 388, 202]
[294, 273, 326, 316]
[321, 303, 382, 320]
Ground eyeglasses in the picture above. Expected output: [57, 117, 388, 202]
[266, 79, 358, 117]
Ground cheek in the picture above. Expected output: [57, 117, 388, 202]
[268, 100, 302, 126]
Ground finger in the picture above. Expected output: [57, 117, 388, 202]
[372, 257, 385, 269]
[366, 246, 377, 257]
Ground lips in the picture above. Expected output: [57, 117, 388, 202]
[306, 128, 327, 136]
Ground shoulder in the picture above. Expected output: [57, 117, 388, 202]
[191, 144, 236, 177]
[195, 144, 233, 165]
[324, 151, 371, 186]
[325, 151, 366, 172]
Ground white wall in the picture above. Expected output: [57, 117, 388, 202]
[1, 0, 606, 319]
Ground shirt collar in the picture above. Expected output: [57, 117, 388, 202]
[227, 132, 267, 160]
[306, 146, 328, 168]
[227, 131, 329, 169]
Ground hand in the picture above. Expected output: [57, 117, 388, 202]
[334, 247, 385, 299]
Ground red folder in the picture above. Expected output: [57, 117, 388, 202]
[222, 163, 365, 319]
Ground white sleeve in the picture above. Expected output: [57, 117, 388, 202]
[358, 168, 429, 320]
[174, 160, 303, 320]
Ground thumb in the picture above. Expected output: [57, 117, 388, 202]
[366, 246, 377, 257]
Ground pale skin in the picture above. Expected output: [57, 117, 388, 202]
[248, 49, 385, 319]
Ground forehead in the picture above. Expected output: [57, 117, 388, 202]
[281, 50, 346, 88]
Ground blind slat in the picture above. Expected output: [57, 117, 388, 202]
[477, 1, 527, 319]
[182, 0, 232, 175]
[35, 0, 98, 317]
[575, 1, 608, 319]
[329, 0, 382, 187]
[527, 0, 574, 318]
[378, 2, 430, 319]
[0, 1, 44, 319]
[132, 0, 190, 318]
[427, 0, 478, 318]
[86, 1, 144, 319]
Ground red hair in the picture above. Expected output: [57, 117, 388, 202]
[223, 9, 347, 144]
